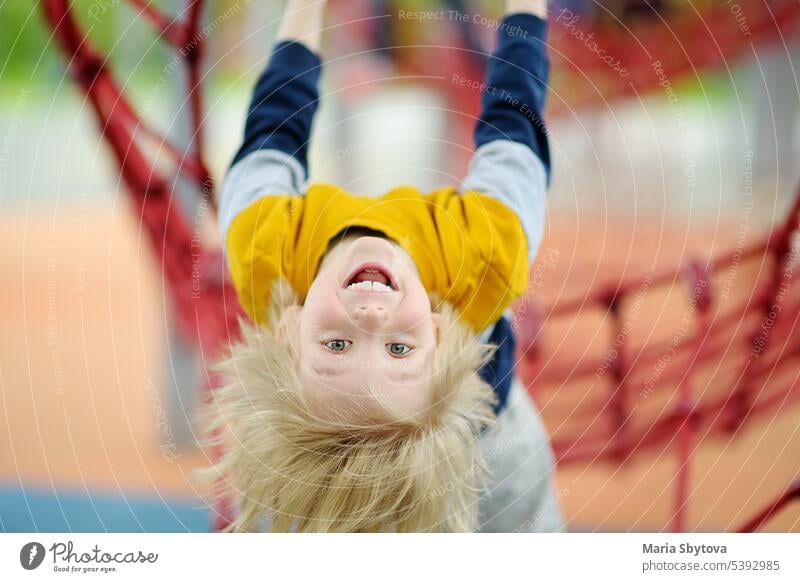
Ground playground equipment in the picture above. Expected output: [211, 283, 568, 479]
[41, 0, 799, 531]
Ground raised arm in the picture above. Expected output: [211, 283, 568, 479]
[233, 0, 326, 171]
[489, 0, 549, 133]
[474, 0, 550, 172]
[219, 0, 326, 239]
[463, 0, 551, 264]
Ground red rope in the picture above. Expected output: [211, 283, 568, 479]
[669, 262, 709, 532]
[41, 0, 239, 530]
[737, 480, 800, 532]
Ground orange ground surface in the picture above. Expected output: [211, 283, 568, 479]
[1, 205, 797, 531]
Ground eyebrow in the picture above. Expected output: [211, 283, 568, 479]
[310, 362, 348, 378]
[386, 369, 419, 382]
[309, 354, 424, 382]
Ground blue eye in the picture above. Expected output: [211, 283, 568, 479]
[386, 343, 412, 357]
[324, 339, 352, 352]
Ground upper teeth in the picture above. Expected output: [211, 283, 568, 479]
[347, 280, 394, 292]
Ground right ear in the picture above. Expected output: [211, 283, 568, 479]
[275, 304, 301, 346]
[431, 312, 441, 344]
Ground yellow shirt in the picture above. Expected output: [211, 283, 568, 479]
[225, 183, 529, 332]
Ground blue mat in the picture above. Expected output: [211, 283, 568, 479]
[0, 484, 211, 532]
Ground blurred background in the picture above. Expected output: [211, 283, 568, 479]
[1, 0, 798, 532]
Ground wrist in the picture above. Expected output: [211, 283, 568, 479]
[276, 0, 326, 53]
[505, 0, 547, 19]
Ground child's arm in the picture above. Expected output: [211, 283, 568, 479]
[506, 0, 547, 19]
[462, 0, 550, 264]
[274, 0, 326, 52]
[218, 0, 326, 241]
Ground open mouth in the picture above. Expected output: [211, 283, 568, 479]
[343, 263, 398, 292]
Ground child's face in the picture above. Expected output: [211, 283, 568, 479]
[288, 235, 440, 418]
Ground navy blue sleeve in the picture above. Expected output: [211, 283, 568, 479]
[231, 40, 322, 175]
[474, 13, 551, 178]
[478, 317, 516, 415]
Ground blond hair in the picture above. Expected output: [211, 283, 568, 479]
[202, 280, 496, 532]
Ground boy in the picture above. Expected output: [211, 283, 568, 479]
[211, 0, 562, 532]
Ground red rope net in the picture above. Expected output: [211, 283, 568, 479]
[546, 0, 800, 113]
[515, 197, 800, 531]
[41, 0, 799, 532]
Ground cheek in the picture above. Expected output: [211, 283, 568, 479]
[305, 288, 338, 313]
[304, 271, 340, 312]
[398, 282, 434, 329]
[302, 294, 340, 336]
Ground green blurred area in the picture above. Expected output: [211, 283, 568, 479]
[1, 1, 59, 87]
[1, 0, 250, 94]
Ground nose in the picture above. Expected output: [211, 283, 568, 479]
[351, 304, 388, 328]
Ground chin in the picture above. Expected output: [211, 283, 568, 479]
[347, 236, 398, 261]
